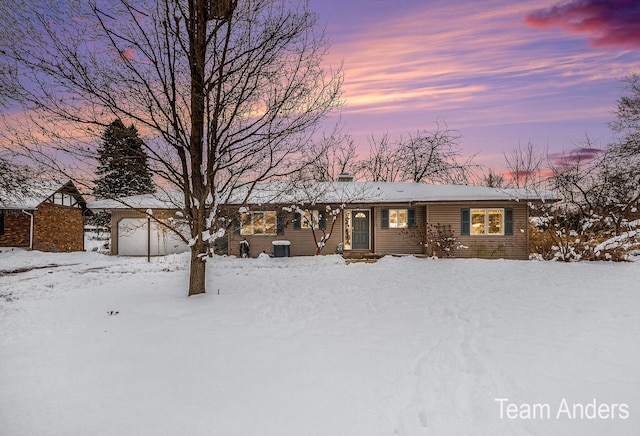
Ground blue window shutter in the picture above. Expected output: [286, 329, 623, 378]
[318, 210, 326, 230]
[294, 212, 301, 230]
[233, 216, 241, 235]
[277, 213, 285, 235]
[505, 208, 514, 235]
[461, 209, 470, 235]
[381, 209, 389, 228]
[407, 208, 416, 228]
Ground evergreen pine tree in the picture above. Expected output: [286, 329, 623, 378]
[93, 119, 155, 199]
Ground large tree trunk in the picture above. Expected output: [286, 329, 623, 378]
[186, 0, 208, 296]
[188, 245, 207, 296]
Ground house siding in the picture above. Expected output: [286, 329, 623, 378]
[104, 199, 533, 260]
[33, 203, 84, 252]
[0, 210, 31, 248]
[372, 205, 425, 255]
[427, 202, 529, 260]
[228, 209, 345, 257]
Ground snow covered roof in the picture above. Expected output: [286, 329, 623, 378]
[87, 182, 558, 210]
[88, 191, 184, 211]
[328, 182, 557, 203]
[0, 179, 82, 210]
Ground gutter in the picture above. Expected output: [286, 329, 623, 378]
[22, 210, 34, 250]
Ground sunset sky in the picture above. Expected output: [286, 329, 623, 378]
[307, 0, 640, 171]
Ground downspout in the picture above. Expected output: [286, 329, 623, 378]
[22, 210, 34, 250]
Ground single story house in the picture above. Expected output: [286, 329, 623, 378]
[88, 181, 556, 260]
[0, 180, 88, 252]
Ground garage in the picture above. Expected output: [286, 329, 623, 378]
[117, 218, 189, 256]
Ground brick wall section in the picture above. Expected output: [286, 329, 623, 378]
[33, 203, 84, 252]
[0, 210, 31, 248]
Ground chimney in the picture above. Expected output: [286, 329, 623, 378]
[337, 173, 354, 182]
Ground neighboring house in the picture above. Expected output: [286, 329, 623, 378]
[88, 182, 556, 260]
[0, 180, 88, 252]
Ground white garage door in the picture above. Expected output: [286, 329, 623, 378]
[117, 218, 189, 256]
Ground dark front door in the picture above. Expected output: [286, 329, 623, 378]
[352, 210, 370, 250]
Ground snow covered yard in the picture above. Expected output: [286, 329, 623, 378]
[1, 250, 639, 436]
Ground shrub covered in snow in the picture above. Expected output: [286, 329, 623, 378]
[529, 204, 639, 262]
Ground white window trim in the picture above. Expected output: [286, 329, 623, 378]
[470, 208, 505, 236]
[388, 208, 409, 229]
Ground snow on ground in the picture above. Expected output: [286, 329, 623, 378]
[1, 249, 639, 436]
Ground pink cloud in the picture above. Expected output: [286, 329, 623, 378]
[504, 170, 540, 179]
[525, 0, 640, 49]
[121, 49, 135, 60]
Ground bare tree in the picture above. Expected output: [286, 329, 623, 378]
[357, 122, 476, 184]
[610, 73, 640, 158]
[398, 122, 475, 184]
[503, 142, 547, 190]
[0, 0, 342, 295]
[548, 141, 604, 219]
[308, 130, 359, 182]
[358, 133, 403, 182]
[0, 156, 33, 203]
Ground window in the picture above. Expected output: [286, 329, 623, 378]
[381, 208, 416, 229]
[240, 211, 277, 235]
[294, 210, 326, 230]
[51, 192, 79, 208]
[389, 209, 408, 228]
[301, 210, 319, 229]
[471, 209, 502, 235]
[344, 210, 351, 250]
[462, 208, 513, 236]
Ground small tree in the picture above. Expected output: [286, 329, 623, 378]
[286, 204, 343, 255]
[283, 181, 376, 254]
[93, 119, 155, 199]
